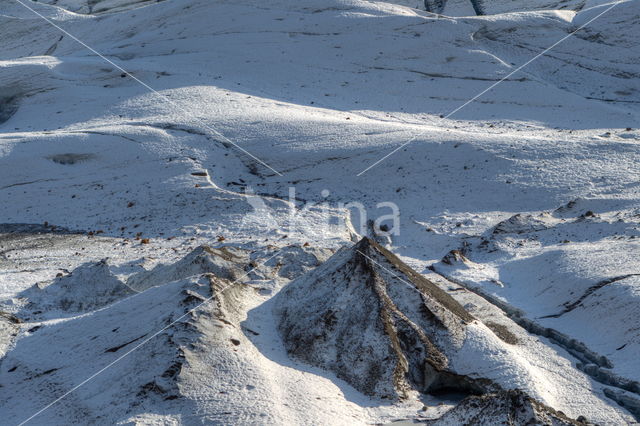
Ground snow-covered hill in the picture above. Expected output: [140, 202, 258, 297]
[1, 0, 639, 423]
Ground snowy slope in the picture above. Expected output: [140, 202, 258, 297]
[1, 0, 640, 423]
[3, 244, 426, 425]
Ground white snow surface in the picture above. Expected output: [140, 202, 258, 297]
[1, 0, 640, 424]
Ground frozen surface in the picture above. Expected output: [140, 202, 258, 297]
[1, 0, 639, 423]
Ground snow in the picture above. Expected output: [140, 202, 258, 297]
[1, 0, 640, 423]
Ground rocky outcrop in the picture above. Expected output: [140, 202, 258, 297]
[492, 213, 551, 235]
[276, 237, 490, 400]
[427, 389, 582, 425]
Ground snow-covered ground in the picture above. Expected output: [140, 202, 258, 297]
[1, 0, 639, 423]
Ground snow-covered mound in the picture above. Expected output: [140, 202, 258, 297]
[259, 244, 335, 280]
[18, 258, 135, 318]
[0, 274, 215, 424]
[126, 245, 250, 291]
[277, 237, 481, 399]
[126, 243, 333, 291]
